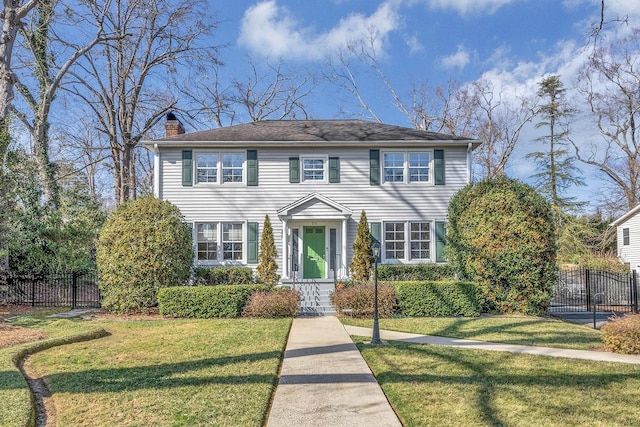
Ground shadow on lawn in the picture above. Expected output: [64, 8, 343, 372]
[366, 342, 640, 427]
[427, 317, 599, 347]
[0, 351, 281, 393]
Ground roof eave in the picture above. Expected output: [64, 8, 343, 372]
[611, 204, 640, 227]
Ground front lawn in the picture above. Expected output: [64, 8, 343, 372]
[2, 314, 291, 427]
[342, 316, 603, 350]
[354, 337, 640, 427]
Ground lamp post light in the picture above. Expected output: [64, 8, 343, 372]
[371, 241, 382, 345]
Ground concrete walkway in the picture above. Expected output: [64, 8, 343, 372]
[266, 316, 402, 427]
[344, 325, 640, 364]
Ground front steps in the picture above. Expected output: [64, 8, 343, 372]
[281, 279, 336, 316]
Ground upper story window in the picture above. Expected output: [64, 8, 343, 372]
[383, 151, 431, 184]
[409, 152, 430, 182]
[623, 228, 630, 246]
[196, 151, 244, 184]
[196, 153, 218, 183]
[222, 153, 244, 183]
[303, 158, 325, 181]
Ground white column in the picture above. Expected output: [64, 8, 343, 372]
[342, 218, 348, 279]
[281, 218, 288, 279]
[153, 144, 160, 198]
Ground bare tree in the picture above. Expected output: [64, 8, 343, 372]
[459, 78, 537, 179]
[66, 0, 219, 204]
[575, 28, 640, 212]
[0, 0, 38, 154]
[184, 58, 315, 128]
[10, 0, 110, 209]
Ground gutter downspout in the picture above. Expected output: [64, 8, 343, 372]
[153, 143, 160, 198]
[466, 142, 473, 184]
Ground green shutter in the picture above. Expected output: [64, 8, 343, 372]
[247, 222, 258, 264]
[182, 150, 193, 186]
[435, 221, 446, 262]
[289, 157, 300, 183]
[247, 150, 258, 186]
[329, 157, 340, 183]
[434, 149, 445, 185]
[370, 222, 381, 245]
[370, 150, 380, 185]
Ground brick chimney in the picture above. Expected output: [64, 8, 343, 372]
[165, 112, 185, 137]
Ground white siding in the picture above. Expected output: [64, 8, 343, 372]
[159, 145, 470, 275]
[617, 213, 640, 272]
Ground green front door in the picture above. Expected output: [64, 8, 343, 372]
[303, 226, 326, 279]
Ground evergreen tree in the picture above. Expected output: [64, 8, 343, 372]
[350, 210, 373, 281]
[528, 75, 584, 212]
[257, 214, 280, 286]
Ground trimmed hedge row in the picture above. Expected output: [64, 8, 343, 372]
[395, 281, 483, 317]
[376, 264, 457, 281]
[193, 267, 254, 286]
[158, 285, 266, 318]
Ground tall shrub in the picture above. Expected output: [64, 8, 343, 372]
[96, 197, 193, 313]
[257, 214, 279, 285]
[447, 177, 557, 315]
[350, 210, 373, 281]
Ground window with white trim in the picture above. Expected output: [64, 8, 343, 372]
[385, 222, 405, 259]
[302, 157, 326, 181]
[195, 222, 244, 261]
[196, 153, 218, 183]
[222, 153, 244, 183]
[409, 152, 430, 182]
[196, 223, 218, 260]
[383, 152, 404, 182]
[223, 223, 243, 260]
[623, 228, 630, 246]
[195, 151, 244, 184]
[410, 222, 430, 259]
[383, 151, 432, 184]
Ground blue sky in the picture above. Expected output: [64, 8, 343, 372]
[206, 0, 639, 212]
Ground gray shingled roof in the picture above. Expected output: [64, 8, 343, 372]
[149, 120, 479, 147]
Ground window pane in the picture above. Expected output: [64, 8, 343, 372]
[196, 153, 218, 183]
[384, 152, 404, 182]
[410, 222, 430, 259]
[222, 223, 243, 260]
[222, 153, 243, 183]
[303, 158, 325, 181]
[196, 223, 217, 260]
[409, 152, 429, 182]
[385, 222, 405, 259]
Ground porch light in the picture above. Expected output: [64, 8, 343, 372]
[371, 241, 382, 345]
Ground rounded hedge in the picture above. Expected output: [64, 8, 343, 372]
[447, 176, 557, 315]
[96, 197, 193, 313]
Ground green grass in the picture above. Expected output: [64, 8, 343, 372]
[353, 336, 640, 427]
[26, 317, 291, 427]
[342, 315, 603, 350]
[1, 310, 108, 427]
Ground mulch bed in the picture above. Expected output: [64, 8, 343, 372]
[0, 305, 50, 349]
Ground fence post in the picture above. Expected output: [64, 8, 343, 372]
[72, 271, 78, 309]
[633, 270, 638, 314]
[585, 269, 591, 312]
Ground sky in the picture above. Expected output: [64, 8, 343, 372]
[171, 0, 640, 213]
[207, 0, 640, 213]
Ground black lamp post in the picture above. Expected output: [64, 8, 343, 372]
[371, 241, 382, 345]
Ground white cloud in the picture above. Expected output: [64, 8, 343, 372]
[404, 34, 424, 54]
[441, 45, 471, 70]
[238, 0, 402, 60]
[408, 0, 519, 15]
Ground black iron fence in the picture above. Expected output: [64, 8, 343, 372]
[551, 268, 638, 314]
[0, 270, 101, 308]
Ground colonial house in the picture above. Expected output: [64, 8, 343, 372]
[611, 205, 640, 272]
[144, 117, 480, 312]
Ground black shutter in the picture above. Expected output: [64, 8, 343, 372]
[370, 150, 380, 185]
[182, 150, 193, 186]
